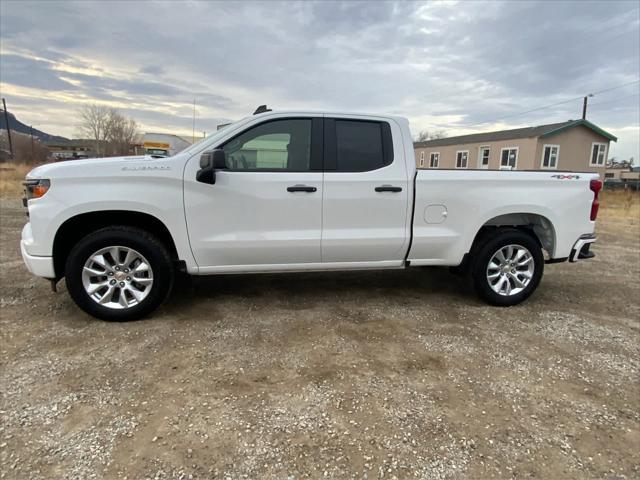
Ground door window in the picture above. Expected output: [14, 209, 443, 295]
[334, 120, 390, 172]
[221, 119, 312, 171]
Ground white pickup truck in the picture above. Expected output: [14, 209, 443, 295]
[21, 109, 602, 321]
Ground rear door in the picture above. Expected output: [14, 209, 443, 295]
[321, 117, 409, 264]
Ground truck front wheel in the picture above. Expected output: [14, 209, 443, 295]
[471, 229, 544, 306]
[65, 227, 174, 321]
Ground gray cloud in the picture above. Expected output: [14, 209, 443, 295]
[0, 54, 76, 90]
[1, 0, 638, 158]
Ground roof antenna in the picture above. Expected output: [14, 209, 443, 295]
[253, 105, 272, 115]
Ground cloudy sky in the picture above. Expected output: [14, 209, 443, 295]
[1, 0, 639, 159]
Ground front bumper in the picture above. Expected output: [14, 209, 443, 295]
[20, 223, 55, 278]
[570, 234, 596, 263]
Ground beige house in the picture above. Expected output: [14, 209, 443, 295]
[414, 119, 617, 177]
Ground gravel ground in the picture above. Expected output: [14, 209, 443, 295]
[1, 197, 639, 479]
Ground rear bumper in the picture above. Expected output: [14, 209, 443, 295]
[21, 223, 55, 278]
[569, 234, 596, 262]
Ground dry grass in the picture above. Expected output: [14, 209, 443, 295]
[0, 163, 36, 198]
[600, 189, 640, 223]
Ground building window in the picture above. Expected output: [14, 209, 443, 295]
[430, 152, 440, 168]
[456, 151, 468, 169]
[479, 147, 490, 168]
[419, 151, 425, 168]
[500, 147, 518, 169]
[590, 143, 607, 166]
[541, 144, 560, 169]
[604, 172, 614, 178]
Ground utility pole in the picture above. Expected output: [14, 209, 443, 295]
[30, 125, 35, 158]
[2, 98, 14, 158]
[582, 93, 594, 120]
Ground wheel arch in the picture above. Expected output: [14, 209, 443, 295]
[53, 210, 179, 279]
[471, 212, 556, 257]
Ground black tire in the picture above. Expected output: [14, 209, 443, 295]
[65, 226, 174, 321]
[471, 229, 544, 306]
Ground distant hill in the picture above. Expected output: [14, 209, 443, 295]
[0, 109, 68, 142]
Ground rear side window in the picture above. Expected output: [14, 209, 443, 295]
[325, 119, 393, 172]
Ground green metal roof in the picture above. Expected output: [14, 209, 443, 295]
[539, 119, 617, 142]
[415, 119, 617, 148]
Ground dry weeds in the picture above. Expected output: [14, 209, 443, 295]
[0, 163, 37, 198]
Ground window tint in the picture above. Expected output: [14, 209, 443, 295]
[335, 120, 386, 172]
[222, 119, 311, 170]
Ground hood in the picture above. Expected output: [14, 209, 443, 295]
[26, 155, 162, 179]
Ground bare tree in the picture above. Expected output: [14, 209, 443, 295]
[78, 104, 111, 156]
[78, 104, 139, 157]
[416, 129, 447, 142]
[105, 110, 138, 156]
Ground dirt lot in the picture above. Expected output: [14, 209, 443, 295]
[1, 194, 639, 480]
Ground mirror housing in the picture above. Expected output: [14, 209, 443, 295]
[197, 149, 226, 184]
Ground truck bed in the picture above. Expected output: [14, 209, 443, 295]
[407, 169, 598, 265]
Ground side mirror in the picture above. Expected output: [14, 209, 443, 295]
[196, 149, 226, 184]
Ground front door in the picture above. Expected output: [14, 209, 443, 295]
[184, 117, 324, 271]
[321, 118, 409, 264]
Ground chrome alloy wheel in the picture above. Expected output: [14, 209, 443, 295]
[81, 246, 154, 309]
[486, 244, 534, 296]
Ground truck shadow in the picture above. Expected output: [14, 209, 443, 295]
[165, 266, 474, 313]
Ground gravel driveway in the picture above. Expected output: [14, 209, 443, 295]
[1, 198, 638, 479]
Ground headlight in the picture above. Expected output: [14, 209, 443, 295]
[23, 179, 51, 201]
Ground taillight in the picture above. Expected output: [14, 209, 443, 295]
[589, 179, 602, 221]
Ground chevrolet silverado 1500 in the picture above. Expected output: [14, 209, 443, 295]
[21, 109, 602, 320]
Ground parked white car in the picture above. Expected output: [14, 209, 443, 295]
[21, 109, 602, 320]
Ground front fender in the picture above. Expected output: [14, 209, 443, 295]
[26, 175, 197, 272]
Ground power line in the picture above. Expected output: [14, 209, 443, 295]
[460, 96, 584, 127]
[590, 79, 640, 97]
[458, 79, 640, 128]
[588, 92, 640, 109]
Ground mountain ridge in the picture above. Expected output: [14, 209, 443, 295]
[0, 109, 69, 142]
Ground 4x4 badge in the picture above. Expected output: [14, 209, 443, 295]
[551, 174, 580, 180]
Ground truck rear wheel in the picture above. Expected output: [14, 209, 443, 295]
[471, 229, 544, 306]
[65, 227, 174, 321]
